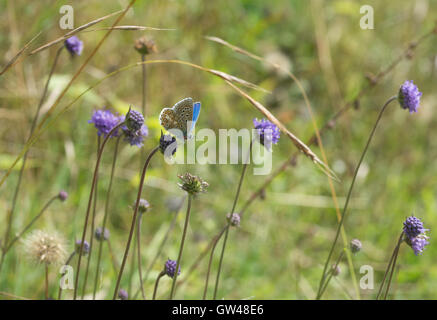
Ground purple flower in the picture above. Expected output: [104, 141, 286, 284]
[408, 235, 430, 256]
[95, 227, 110, 241]
[125, 109, 144, 132]
[164, 259, 180, 278]
[159, 132, 177, 157]
[88, 109, 121, 138]
[64, 36, 83, 56]
[403, 216, 430, 256]
[122, 123, 149, 147]
[398, 80, 422, 113]
[75, 240, 90, 256]
[253, 118, 280, 150]
[118, 289, 128, 300]
[58, 190, 68, 202]
[403, 216, 426, 239]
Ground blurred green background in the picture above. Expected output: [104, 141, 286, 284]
[0, 0, 436, 299]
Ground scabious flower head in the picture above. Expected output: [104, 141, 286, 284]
[227, 213, 241, 227]
[398, 80, 422, 113]
[403, 216, 426, 239]
[95, 227, 110, 241]
[164, 259, 180, 278]
[135, 198, 150, 213]
[406, 235, 430, 256]
[64, 36, 83, 56]
[125, 109, 144, 132]
[88, 109, 121, 137]
[159, 132, 177, 157]
[75, 240, 90, 256]
[253, 118, 280, 150]
[177, 173, 209, 196]
[58, 190, 68, 202]
[119, 112, 148, 147]
[350, 239, 362, 254]
[403, 216, 430, 255]
[22, 230, 67, 265]
[118, 289, 128, 300]
[134, 37, 158, 55]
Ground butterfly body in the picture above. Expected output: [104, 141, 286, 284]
[159, 97, 201, 139]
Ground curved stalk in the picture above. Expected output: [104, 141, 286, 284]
[4, 195, 59, 253]
[73, 122, 124, 300]
[137, 212, 146, 299]
[169, 195, 192, 299]
[81, 135, 101, 299]
[202, 227, 227, 299]
[58, 251, 76, 300]
[316, 96, 397, 298]
[93, 135, 121, 299]
[152, 271, 165, 300]
[112, 146, 159, 299]
[213, 141, 252, 299]
[0, 46, 63, 271]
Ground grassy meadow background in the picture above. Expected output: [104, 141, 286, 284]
[0, 0, 436, 299]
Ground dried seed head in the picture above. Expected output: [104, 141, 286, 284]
[22, 230, 67, 265]
[134, 37, 158, 55]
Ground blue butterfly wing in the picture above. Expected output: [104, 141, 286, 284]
[188, 102, 201, 137]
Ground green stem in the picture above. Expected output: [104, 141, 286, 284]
[112, 146, 159, 299]
[0, 46, 63, 272]
[213, 141, 252, 299]
[92, 135, 121, 299]
[45, 264, 49, 300]
[132, 196, 185, 300]
[137, 212, 146, 299]
[152, 271, 165, 300]
[317, 249, 345, 299]
[376, 232, 403, 300]
[73, 122, 124, 300]
[58, 251, 76, 300]
[81, 135, 101, 299]
[4, 195, 58, 253]
[316, 96, 397, 298]
[203, 226, 227, 299]
[169, 195, 193, 299]
[383, 235, 403, 300]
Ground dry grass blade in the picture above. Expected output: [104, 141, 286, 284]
[29, 9, 124, 56]
[0, 31, 42, 76]
[82, 26, 176, 32]
[224, 80, 335, 179]
[208, 69, 270, 93]
[0, 1, 136, 188]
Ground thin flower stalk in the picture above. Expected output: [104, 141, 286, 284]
[0, 46, 63, 271]
[112, 146, 159, 299]
[93, 135, 122, 299]
[137, 211, 146, 299]
[81, 135, 101, 299]
[73, 122, 124, 299]
[58, 251, 76, 300]
[152, 271, 165, 300]
[133, 196, 186, 299]
[169, 195, 192, 299]
[4, 195, 59, 253]
[316, 96, 397, 298]
[212, 141, 253, 299]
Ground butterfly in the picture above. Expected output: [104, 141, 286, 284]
[159, 97, 201, 140]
